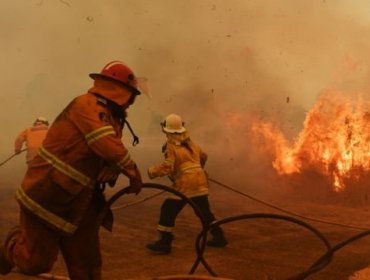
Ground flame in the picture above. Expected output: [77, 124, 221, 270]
[252, 90, 370, 192]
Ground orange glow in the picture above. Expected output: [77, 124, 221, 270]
[252, 90, 370, 192]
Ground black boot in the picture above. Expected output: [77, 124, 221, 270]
[146, 231, 174, 254]
[207, 226, 227, 247]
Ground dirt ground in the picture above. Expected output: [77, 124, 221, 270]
[2, 177, 370, 280]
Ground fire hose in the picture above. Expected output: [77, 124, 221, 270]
[111, 190, 165, 211]
[12, 180, 370, 279]
[190, 213, 332, 278]
[96, 183, 335, 279]
[112, 177, 368, 231]
[289, 228, 370, 279]
[30, 184, 210, 280]
[115, 176, 369, 231]
[0, 148, 27, 167]
[102, 182, 370, 279]
[190, 211, 370, 279]
[96, 183, 215, 275]
[208, 177, 370, 231]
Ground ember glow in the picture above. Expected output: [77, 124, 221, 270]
[252, 90, 370, 192]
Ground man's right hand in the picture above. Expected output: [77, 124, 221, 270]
[127, 168, 143, 195]
[121, 162, 143, 194]
[128, 178, 142, 195]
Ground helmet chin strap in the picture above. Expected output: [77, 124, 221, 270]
[124, 120, 139, 146]
[96, 92, 139, 146]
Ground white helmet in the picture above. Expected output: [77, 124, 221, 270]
[34, 116, 49, 125]
[161, 114, 186, 133]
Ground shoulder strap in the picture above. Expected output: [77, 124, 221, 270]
[124, 120, 139, 146]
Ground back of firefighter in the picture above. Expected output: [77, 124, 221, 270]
[14, 117, 49, 165]
[146, 113, 227, 254]
[0, 61, 143, 280]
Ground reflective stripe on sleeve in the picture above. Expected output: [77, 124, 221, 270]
[39, 147, 94, 188]
[164, 159, 174, 165]
[117, 153, 132, 169]
[16, 187, 77, 235]
[85, 126, 115, 145]
[180, 164, 202, 173]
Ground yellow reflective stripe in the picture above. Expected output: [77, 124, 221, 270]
[180, 164, 202, 173]
[39, 147, 94, 188]
[164, 159, 174, 165]
[117, 153, 132, 169]
[157, 224, 173, 232]
[16, 187, 77, 235]
[85, 126, 115, 144]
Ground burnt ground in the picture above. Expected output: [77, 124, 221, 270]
[2, 176, 370, 280]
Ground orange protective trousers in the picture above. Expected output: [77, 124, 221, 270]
[7, 204, 102, 280]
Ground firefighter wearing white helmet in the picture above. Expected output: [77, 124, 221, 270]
[34, 116, 49, 126]
[14, 116, 49, 165]
[161, 114, 186, 133]
[146, 113, 228, 254]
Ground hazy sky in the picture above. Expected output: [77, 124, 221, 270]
[2, 0, 370, 183]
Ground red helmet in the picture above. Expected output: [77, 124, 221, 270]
[89, 61, 141, 95]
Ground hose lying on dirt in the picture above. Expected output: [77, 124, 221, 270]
[209, 177, 370, 231]
[103, 183, 370, 279]
[289, 229, 370, 280]
[99, 183, 336, 279]
[190, 213, 332, 278]
[97, 183, 216, 276]
[111, 190, 165, 211]
[18, 182, 370, 279]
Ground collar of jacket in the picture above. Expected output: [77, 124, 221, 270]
[166, 132, 190, 146]
[88, 92, 108, 107]
[88, 78, 130, 105]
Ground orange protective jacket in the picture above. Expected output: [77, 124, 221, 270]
[16, 91, 139, 236]
[14, 124, 49, 163]
[148, 132, 209, 199]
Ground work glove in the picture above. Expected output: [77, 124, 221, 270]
[128, 167, 143, 195]
[147, 166, 156, 179]
[98, 166, 120, 187]
[121, 162, 143, 194]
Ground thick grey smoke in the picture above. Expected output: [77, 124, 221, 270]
[1, 0, 370, 195]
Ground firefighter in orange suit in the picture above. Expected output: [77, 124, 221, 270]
[0, 61, 143, 279]
[14, 117, 49, 165]
[146, 114, 227, 254]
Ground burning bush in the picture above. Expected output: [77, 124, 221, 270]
[252, 90, 370, 198]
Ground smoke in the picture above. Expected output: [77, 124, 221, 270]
[1, 0, 370, 197]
